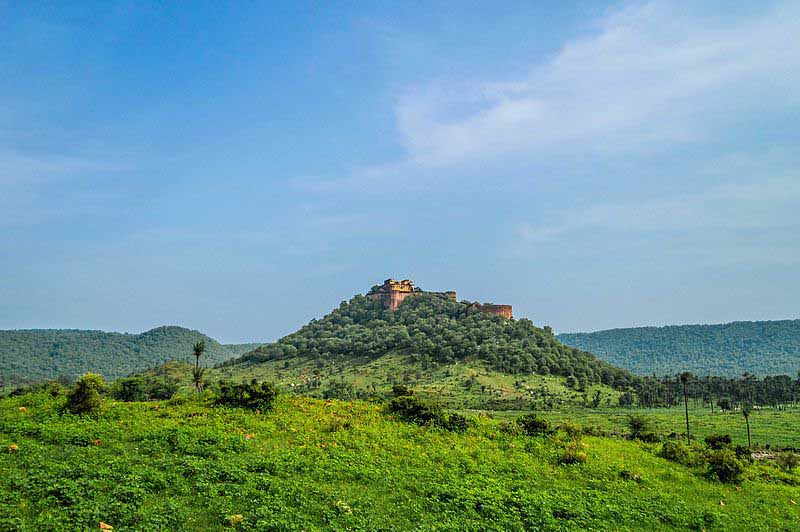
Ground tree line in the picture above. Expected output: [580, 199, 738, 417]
[628, 372, 800, 410]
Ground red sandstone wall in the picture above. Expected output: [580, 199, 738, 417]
[477, 304, 513, 319]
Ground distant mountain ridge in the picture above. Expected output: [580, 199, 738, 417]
[558, 319, 800, 377]
[0, 326, 261, 388]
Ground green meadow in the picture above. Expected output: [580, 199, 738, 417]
[486, 406, 800, 449]
[2, 390, 799, 531]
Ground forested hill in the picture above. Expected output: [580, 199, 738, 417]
[230, 294, 638, 390]
[0, 326, 260, 388]
[558, 320, 800, 377]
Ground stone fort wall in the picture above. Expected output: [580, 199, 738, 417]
[367, 279, 512, 318]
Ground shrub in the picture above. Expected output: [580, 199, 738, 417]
[216, 380, 279, 411]
[660, 440, 693, 466]
[704, 434, 732, 450]
[776, 451, 800, 472]
[559, 441, 588, 464]
[392, 384, 414, 397]
[560, 419, 583, 441]
[498, 421, 523, 436]
[111, 377, 147, 402]
[322, 381, 355, 400]
[442, 413, 472, 433]
[706, 449, 745, 483]
[64, 373, 106, 415]
[626, 413, 659, 442]
[112, 375, 179, 402]
[386, 396, 444, 427]
[733, 445, 752, 461]
[516, 413, 550, 436]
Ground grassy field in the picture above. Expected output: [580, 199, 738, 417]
[2, 390, 799, 530]
[214, 353, 622, 411]
[480, 405, 800, 449]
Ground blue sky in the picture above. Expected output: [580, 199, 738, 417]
[1, 1, 798, 343]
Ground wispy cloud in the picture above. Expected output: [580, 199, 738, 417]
[519, 175, 800, 243]
[0, 151, 126, 228]
[395, 1, 800, 167]
[0, 151, 118, 186]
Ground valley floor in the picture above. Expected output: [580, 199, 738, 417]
[1, 392, 799, 530]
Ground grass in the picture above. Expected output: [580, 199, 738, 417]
[213, 353, 622, 411]
[478, 406, 800, 449]
[2, 391, 800, 530]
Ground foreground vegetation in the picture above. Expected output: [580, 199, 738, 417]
[558, 319, 800, 377]
[0, 326, 259, 389]
[2, 383, 799, 530]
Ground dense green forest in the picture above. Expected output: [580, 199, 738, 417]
[558, 320, 800, 377]
[0, 326, 259, 388]
[233, 294, 638, 390]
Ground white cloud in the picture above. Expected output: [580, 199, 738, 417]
[395, 1, 800, 167]
[0, 152, 114, 186]
[518, 175, 800, 249]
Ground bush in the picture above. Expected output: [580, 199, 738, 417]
[112, 375, 179, 402]
[559, 441, 588, 464]
[322, 381, 355, 400]
[216, 380, 279, 411]
[516, 413, 550, 436]
[442, 413, 472, 433]
[392, 384, 414, 397]
[64, 373, 106, 415]
[386, 396, 444, 427]
[706, 449, 745, 483]
[733, 445, 752, 461]
[660, 441, 693, 466]
[7, 380, 66, 398]
[776, 452, 800, 472]
[626, 413, 659, 442]
[704, 434, 732, 450]
[560, 419, 583, 441]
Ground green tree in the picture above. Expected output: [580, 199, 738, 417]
[64, 373, 105, 415]
[680, 372, 691, 444]
[741, 402, 753, 447]
[192, 341, 206, 392]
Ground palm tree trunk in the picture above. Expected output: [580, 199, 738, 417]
[746, 418, 751, 447]
[683, 383, 690, 444]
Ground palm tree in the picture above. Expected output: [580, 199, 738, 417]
[680, 372, 692, 444]
[742, 402, 753, 447]
[192, 341, 206, 391]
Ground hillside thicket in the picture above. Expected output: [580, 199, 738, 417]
[235, 294, 638, 390]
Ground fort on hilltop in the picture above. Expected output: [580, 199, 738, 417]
[367, 278, 512, 319]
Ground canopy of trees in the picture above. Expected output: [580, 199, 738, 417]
[558, 320, 800, 377]
[0, 326, 259, 388]
[634, 372, 800, 410]
[234, 294, 638, 390]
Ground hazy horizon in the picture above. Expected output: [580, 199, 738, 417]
[2, 1, 799, 344]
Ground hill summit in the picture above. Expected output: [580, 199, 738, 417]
[229, 282, 637, 393]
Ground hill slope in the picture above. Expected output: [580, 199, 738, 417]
[558, 320, 800, 377]
[222, 293, 638, 407]
[1, 391, 799, 530]
[0, 326, 259, 387]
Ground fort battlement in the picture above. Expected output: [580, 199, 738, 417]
[367, 278, 511, 318]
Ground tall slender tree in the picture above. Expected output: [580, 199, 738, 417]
[742, 402, 753, 447]
[680, 372, 691, 444]
[192, 341, 206, 392]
